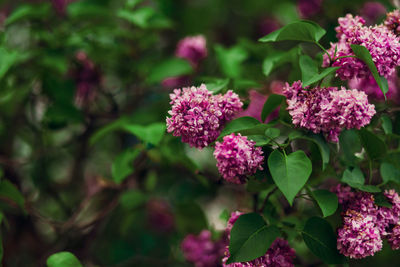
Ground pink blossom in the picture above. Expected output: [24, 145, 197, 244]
[330, 184, 355, 205]
[176, 35, 208, 67]
[387, 224, 400, 250]
[384, 9, 400, 35]
[214, 133, 264, 184]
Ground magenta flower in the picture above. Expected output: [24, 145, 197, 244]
[330, 184, 355, 205]
[297, 0, 323, 18]
[384, 9, 400, 35]
[176, 35, 208, 67]
[323, 14, 400, 80]
[222, 212, 296, 267]
[387, 224, 400, 250]
[337, 209, 383, 259]
[161, 76, 191, 89]
[166, 84, 242, 149]
[284, 81, 375, 142]
[360, 2, 386, 24]
[214, 133, 264, 184]
[236, 90, 267, 122]
[376, 190, 400, 233]
[181, 230, 227, 267]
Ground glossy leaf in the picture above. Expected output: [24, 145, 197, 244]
[381, 115, 393, 135]
[259, 21, 326, 43]
[300, 55, 318, 83]
[311, 190, 338, 217]
[268, 150, 312, 205]
[261, 94, 285, 122]
[342, 168, 380, 192]
[123, 122, 166, 146]
[358, 129, 387, 160]
[227, 213, 280, 263]
[303, 67, 340, 87]
[219, 117, 261, 138]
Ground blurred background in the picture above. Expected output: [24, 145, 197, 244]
[0, 0, 399, 266]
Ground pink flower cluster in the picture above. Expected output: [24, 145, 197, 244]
[222, 212, 296, 267]
[176, 35, 208, 68]
[181, 230, 227, 267]
[323, 14, 400, 80]
[283, 81, 375, 142]
[214, 133, 264, 184]
[348, 75, 400, 103]
[166, 84, 243, 149]
[384, 10, 400, 35]
[332, 185, 400, 258]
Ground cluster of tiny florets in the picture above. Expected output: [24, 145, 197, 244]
[181, 230, 227, 267]
[332, 186, 400, 258]
[384, 10, 400, 35]
[214, 133, 264, 184]
[283, 81, 376, 142]
[323, 14, 400, 80]
[348, 75, 399, 102]
[222, 212, 296, 267]
[166, 84, 242, 149]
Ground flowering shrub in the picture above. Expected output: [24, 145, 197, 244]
[2, 1, 400, 267]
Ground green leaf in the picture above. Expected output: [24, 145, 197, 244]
[0, 180, 25, 211]
[291, 133, 330, 170]
[5, 4, 51, 25]
[262, 47, 300, 77]
[342, 168, 381, 192]
[119, 190, 147, 209]
[175, 202, 208, 234]
[204, 78, 230, 93]
[215, 45, 248, 79]
[267, 150, 312, 205]
[111, 148, 141, 184]
[300, 55, 318, 83]
[381, 115, 393, 135]
[311, 190, 338, 217]
[358, 129, 387, 160]
[261, 94, 285, 122]
[302, 217, 346, 264]
[46, 251, 82, 267]
[122, 122, 166, 146]
[380, 162, 400, 184]
[247, 135, 271, 146]
[350, 44, 389, 99]
[259, 20, 326, 44]
[265, 128, 281, 139]
[339, 130, 361, 166]
[147, 58, 193, 84]
[219, 117, 261, 138]
[374, 192, 392, 208]
[0, 48, 20, 81]
[303, 67, 340, 87]
[227, 213, 280, 263]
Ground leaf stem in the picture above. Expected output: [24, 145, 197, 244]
[259, 186, 278, 213]
[315, 42, 332, 63]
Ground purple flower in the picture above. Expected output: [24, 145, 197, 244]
[222, 212, 295, 267]
[330, 184, 355, 205]
[323, 14, 400, 80]
[176, 35, 208, 68]
[236, 90, 267, 122]
[297, 0, 323, 18]
[387, 224, 400, 250]
[360, 2, 387, 24]
[214, 133, 264, 184]
[181, 230, 227, 267]
[348, 74, 399, 103]
[166, 84, 242, 149]
[377, 190, 400, 233]
[337, 209, 383, 259]
[284, 81, 375, 142]
[384, 9, 400, 35]
[161, 76, 191, 89]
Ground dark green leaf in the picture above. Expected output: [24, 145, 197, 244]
[380, 162, 400, 184]
[175, 202, 208, 235]
[358, 129, 387, 160]
[300, 55, 318, 83]
[350, 44, 388, 99]
[342, 168, 380, 192]
[247, 135, 271, 146]
[46, 251, 82, 267]
[147, 58, 193, 84]
[265, 128, 281, 139]
[311, 190, 338, 217]
[302, 217, 346, 264]
[291, 134, 330, 170]
[219, 117, 261, 138]
[381, 115, 393, 135]
[267, 150, 312, 205]
[227, 213, 280, 263]
[374, 192, 392, 208]
[259, 20, 326, 43]
[303, 67, 340, 87]
[0, 180, 25, 211]
[261, 94, 285, 122]
[339, 130, 361, 166]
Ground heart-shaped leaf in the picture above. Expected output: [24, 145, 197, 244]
[302, 217, 347, 264]
[268, 150, 312, 205]
[219, 117, 261, 138]
[311, 190, 338, 217]
[342, 167, 381, 192]
[227, 213, 280, 263]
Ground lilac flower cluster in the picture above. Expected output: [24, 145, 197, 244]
[348, 75, 399, 103]
[214, 133, 264, 184]
[176, 35, 208, 68]
[181, 230, 227, 267]
[283, 81, 376, 142]
[166, 84, 243, 149]
[323, 14, 400, 80]
[384, 10, 400, 35]
[332, 185, 400, 258]
[222, 212, 296, 267]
